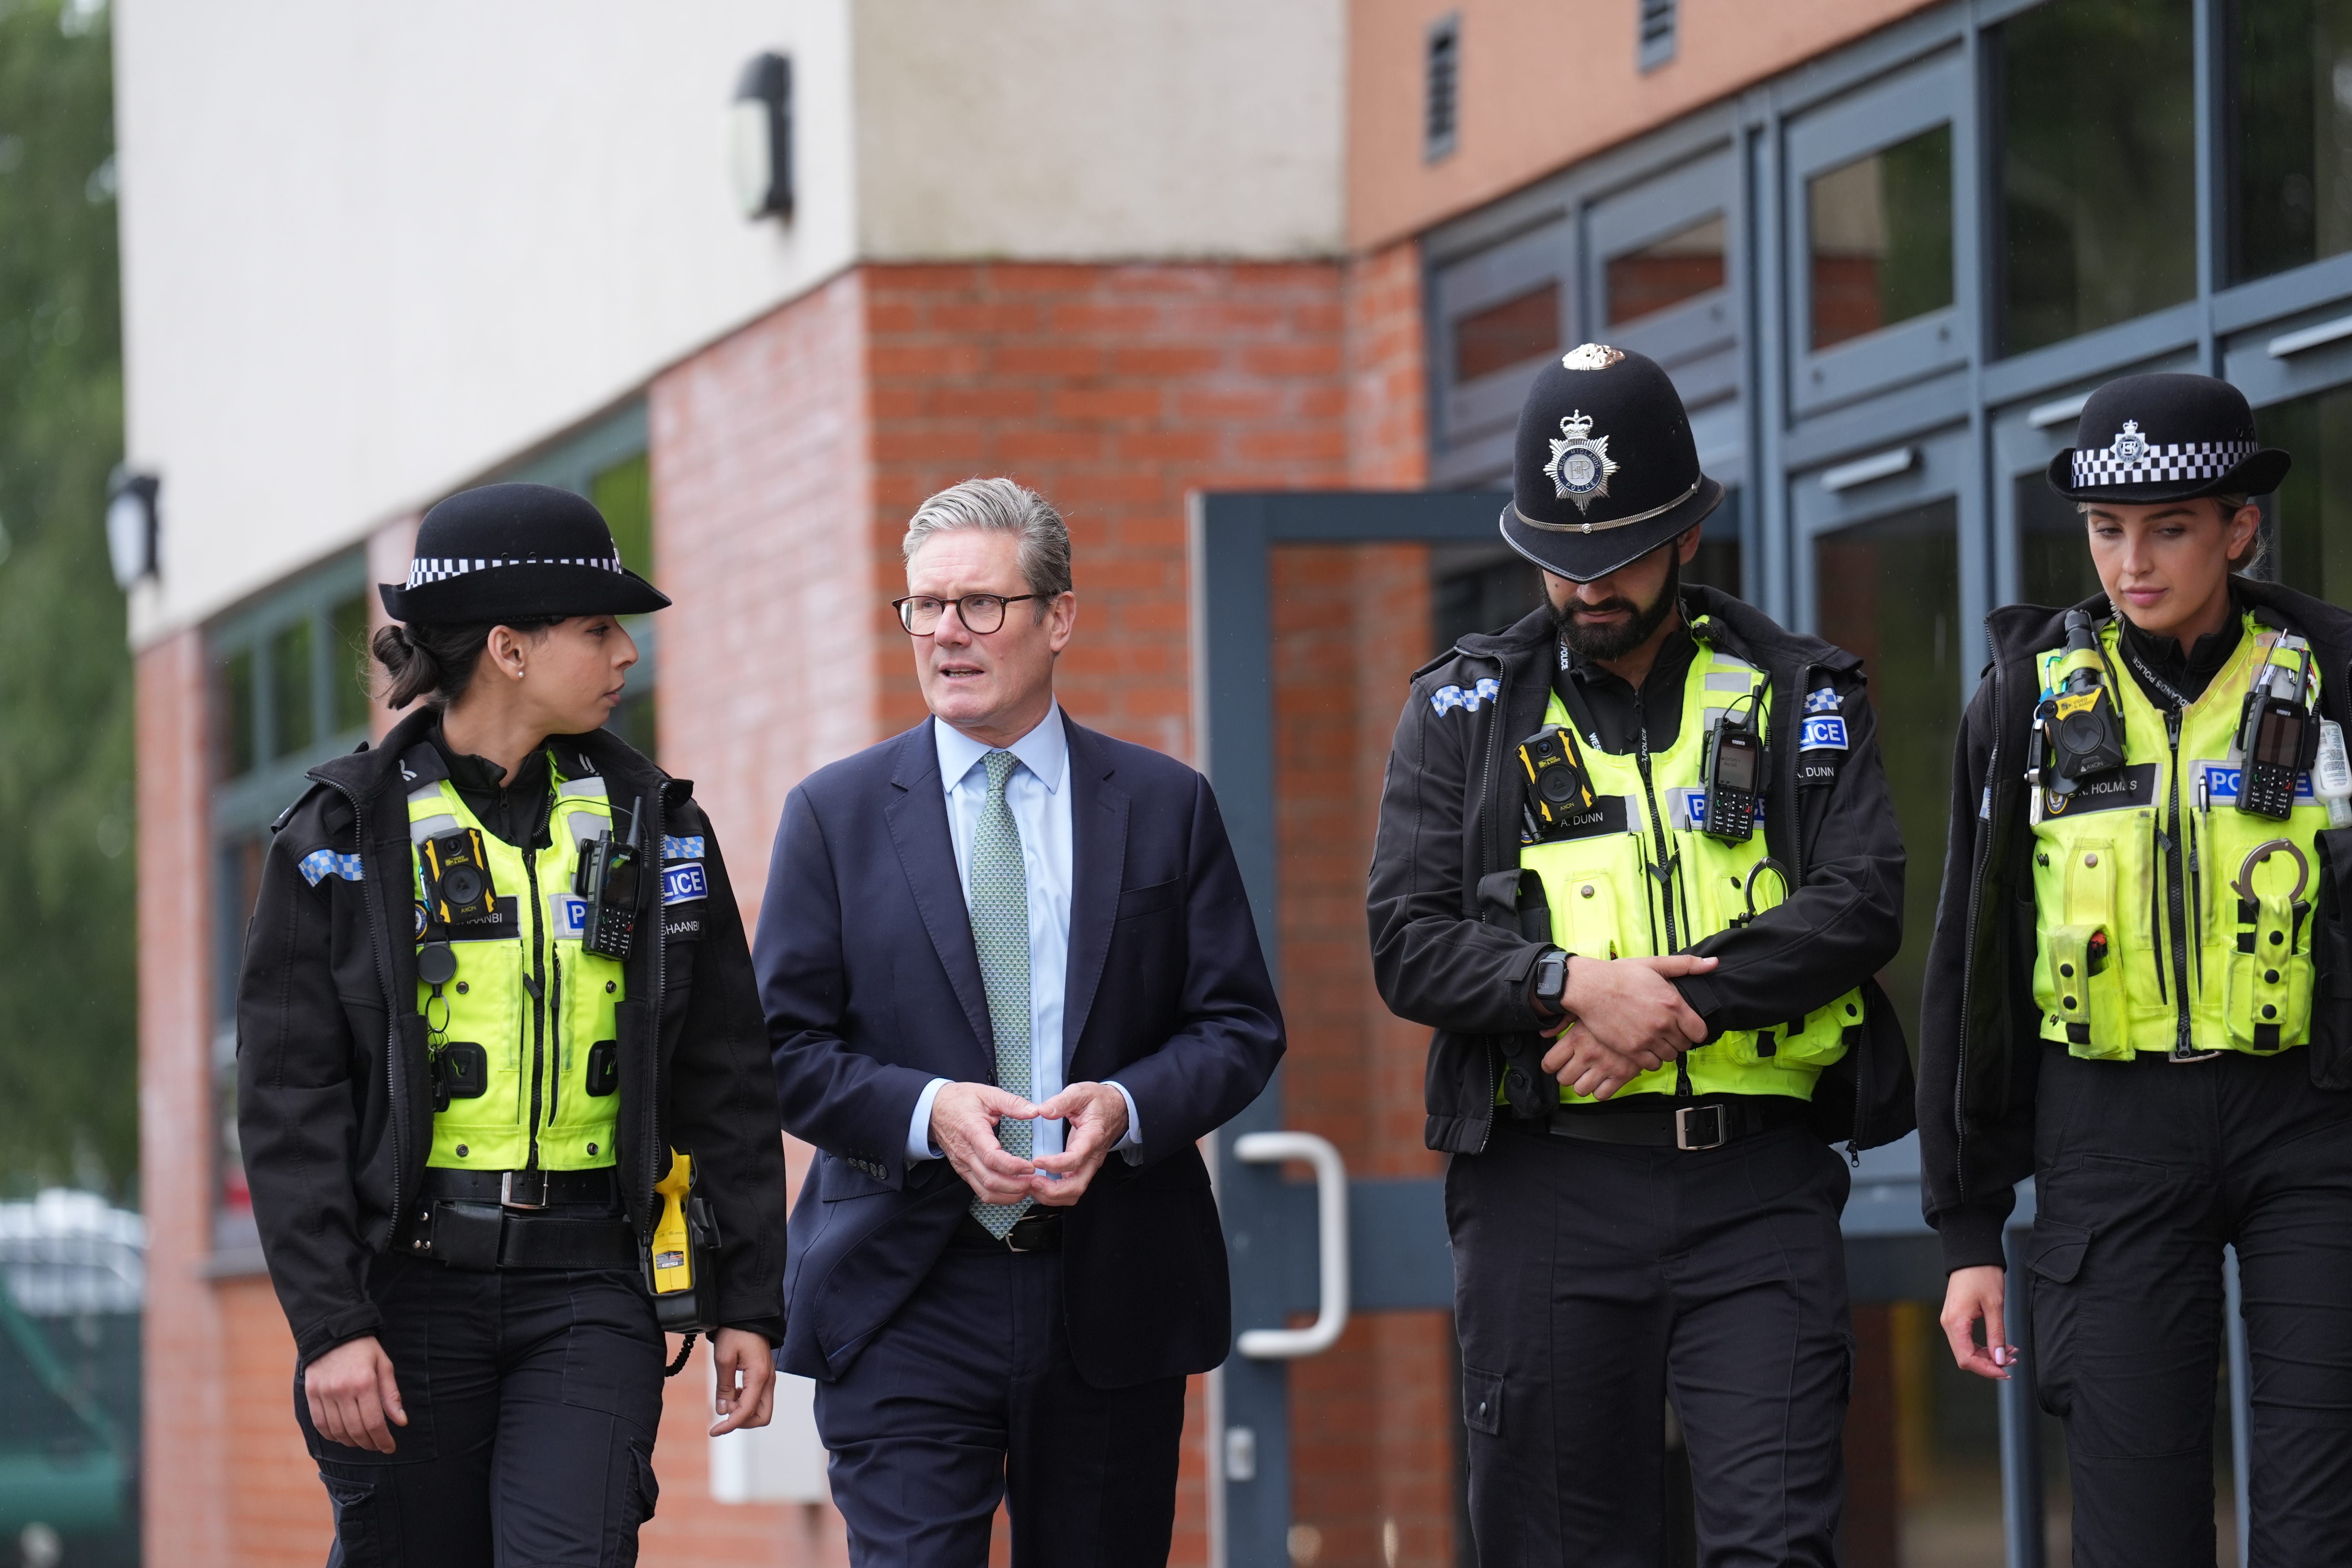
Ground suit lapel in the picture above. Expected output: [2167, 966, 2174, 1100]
[1061, 717, 1127, 1069]
[884, 722, 995, 1071]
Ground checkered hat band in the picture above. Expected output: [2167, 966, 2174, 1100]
[2071, 439, 2257, 488]
[405, 555, 625, 589]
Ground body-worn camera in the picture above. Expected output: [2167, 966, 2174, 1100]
[419, 828, 499, 926]
[2037, 610, 2127, 795]
[1700, 706, 1762, 842]
[2236, 653, 2316, 820]
[1517, 724, 1594, 840]
[574, 797, 646, 960]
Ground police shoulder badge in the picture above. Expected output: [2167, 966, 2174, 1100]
[1545, 410, 1620, 513]
[2109, 420, 2149, 464]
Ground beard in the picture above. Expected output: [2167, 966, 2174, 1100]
[1556, 550, 1682, 662]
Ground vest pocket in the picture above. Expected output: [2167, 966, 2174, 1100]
[586, 1039, 619, 1096]
[2043, 923, 2128, 1060]
[2312, 828, 2352, 1088]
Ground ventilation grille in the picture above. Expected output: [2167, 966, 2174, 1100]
[1639, 0, 1677, 71]
[1426, 16, 1460, 162]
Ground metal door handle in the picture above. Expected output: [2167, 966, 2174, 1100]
[1232, 1131, 1350, 1359]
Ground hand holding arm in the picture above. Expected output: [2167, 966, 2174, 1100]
[1539, 953, 1719, 1100]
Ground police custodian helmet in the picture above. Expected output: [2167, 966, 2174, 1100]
[379, 482, 671, 623]
[2046, 372, 2291, 504]
[1500, 343, 1726, 583]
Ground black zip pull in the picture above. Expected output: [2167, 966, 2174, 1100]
[522, 970, 544, 1002]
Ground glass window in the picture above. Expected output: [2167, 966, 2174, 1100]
[1453, 283, 1562, 383]
[330, 592, 372, 735]
[2019, 475, 2103, 608]
[1814, 500, 1961, 1039]
[2260, 387, 2352, 603]
[1998, 0, 2196, 354]
[268, 617, 314, 760]
[592, 450, 653, 574]
[221, 646, 256, 779]
[1607, 214, 1726, 326]
[1808, 126, 1955, 350]
[2234, 0, 2352, 281]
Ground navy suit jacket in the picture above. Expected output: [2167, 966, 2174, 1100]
[758, 711, 1284, 1387]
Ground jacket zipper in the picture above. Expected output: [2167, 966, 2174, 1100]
[1470, 657, 1509, 1155]
[1630, 696, 1693, 1098]
[549, 949, 563, 1137]
[1952, 628, 2002, 1200]
[2163, 708, 2196, 1055]
[642, 788, 669, 1219]
[521, 782, 557, 1171]
[321, 778, 410, 1243]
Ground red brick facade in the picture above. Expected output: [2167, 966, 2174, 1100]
[143, 243, 1436, 1566]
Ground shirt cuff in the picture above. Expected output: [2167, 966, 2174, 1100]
[906, 1077, 949, 1163]
[1106, 1080, 1143, 1164]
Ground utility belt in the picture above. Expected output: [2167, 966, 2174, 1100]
[406, 1167, 635, 1272]
[1527, 1093, 1811, 1152]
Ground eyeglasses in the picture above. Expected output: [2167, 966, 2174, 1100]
[892, 593, 1043, 635]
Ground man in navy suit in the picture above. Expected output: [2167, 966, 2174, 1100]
[757, 477, 1285, 1566]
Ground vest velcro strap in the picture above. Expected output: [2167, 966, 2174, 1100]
[410, 1201, 635, 1272]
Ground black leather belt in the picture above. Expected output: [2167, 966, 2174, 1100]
[951, 1210, 1063, 1253]
[419, 1167, 618, 1208]
[1542, 1096, 1810, 1152]
[409, 1169, 632, 1272]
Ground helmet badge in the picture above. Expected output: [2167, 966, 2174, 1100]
[2109, 419, 2150, 464]
[1546, 410, 1620, 513]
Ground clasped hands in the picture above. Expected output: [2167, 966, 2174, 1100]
[1538, 951, 1720, 1100]
[929, 1080, 1129, 1206]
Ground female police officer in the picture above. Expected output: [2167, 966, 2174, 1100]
[236, 483, 786, 1564]
[1922, 374, 2352, 1565]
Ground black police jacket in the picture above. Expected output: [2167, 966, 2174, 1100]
[236, 706, 787, 1365]
[1368, 588, 1916, 1156]
[1918, 579, 2352, 1273]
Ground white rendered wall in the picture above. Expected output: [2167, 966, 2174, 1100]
[852, 0, 1346, 263]
[113, 0, 1348, 645]
[114, 1, 859, 643]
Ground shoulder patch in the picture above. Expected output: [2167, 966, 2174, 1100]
[662, 835, 706, 862]
[661, 862, 709, 906]
[1430, 677, 1501, 717]
[1799, 715, 1849, 752]
[1803, 686, 1841, 715]
[298, 849, 365, 887]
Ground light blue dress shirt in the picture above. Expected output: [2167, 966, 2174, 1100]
[906, 706, 1142, 1165]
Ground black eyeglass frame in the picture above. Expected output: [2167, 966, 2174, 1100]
[891, 593, 1045, 635]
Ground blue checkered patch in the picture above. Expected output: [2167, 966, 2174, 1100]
[662, 835, 705, 861]
[1804, 686, 1841, 715]
[661, 863, 709, 906]
[1430, 677, 1501, 716]
[297, 850, 364, 887]
[1800, 715, 1848, 752]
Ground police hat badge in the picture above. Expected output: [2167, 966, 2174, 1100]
[1545, 412, 1620, 512]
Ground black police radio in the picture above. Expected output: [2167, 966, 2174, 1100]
[1699, 699, 1762, 843]
[1517, 724, 1595, 841]
[574, 796, 647, 960]
[2235, 653, 2316, 821]
[2037, 610, 2127, 795]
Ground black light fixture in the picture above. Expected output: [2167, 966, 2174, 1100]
[105, 467, 160, 590]
[731, 52, 793, 221]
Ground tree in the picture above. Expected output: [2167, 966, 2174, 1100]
[0, 0, 135, 1199]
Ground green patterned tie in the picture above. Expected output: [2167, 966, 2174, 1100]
[967, 750, 1034, 1238]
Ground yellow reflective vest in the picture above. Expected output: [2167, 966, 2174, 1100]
[2030, 613, 2327, 1058]
[1519, 633, 1861, 1102]
[407, 760, 626, 1171]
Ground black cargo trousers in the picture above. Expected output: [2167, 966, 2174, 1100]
[1448, 1118, 1854, 1567]
[2026, 1044, 2352, 1568]
[293, 1203, 666, 1568]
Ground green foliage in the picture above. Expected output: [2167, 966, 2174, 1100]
[0, 0, 134, 1200]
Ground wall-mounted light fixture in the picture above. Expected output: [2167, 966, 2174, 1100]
[731, 52, 793, 221]
[105, 468, 160, 590]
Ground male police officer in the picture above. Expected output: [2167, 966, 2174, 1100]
[1369, 345, 1914, 1566]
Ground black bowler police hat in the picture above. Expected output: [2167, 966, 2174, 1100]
[1500, 343, 1725, 584]
[2047, 372, 2291, 504]
[378, 483, 670, 624]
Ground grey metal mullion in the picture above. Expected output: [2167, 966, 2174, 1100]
[1751, 90, 1793, 624]
[2000, 1235, 2049, 1568]
[2193, 0, 2221, 373]
[1956, 0, 1996, 681]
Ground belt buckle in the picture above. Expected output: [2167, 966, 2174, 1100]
[1674, 1104, 1728, 1152]
[501, 1170, 550, 1210]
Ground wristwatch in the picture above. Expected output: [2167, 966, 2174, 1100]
[1531, 948, 1569, 1014]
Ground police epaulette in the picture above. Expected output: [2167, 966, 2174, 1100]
[271, 781, 330, 835]
[1410, 645, 1486, 683]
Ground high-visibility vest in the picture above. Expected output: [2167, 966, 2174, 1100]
[1519, 632, 1861, 1102]
[406, 760, 625, 1171]
[2029, 613, 2327, 1059]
